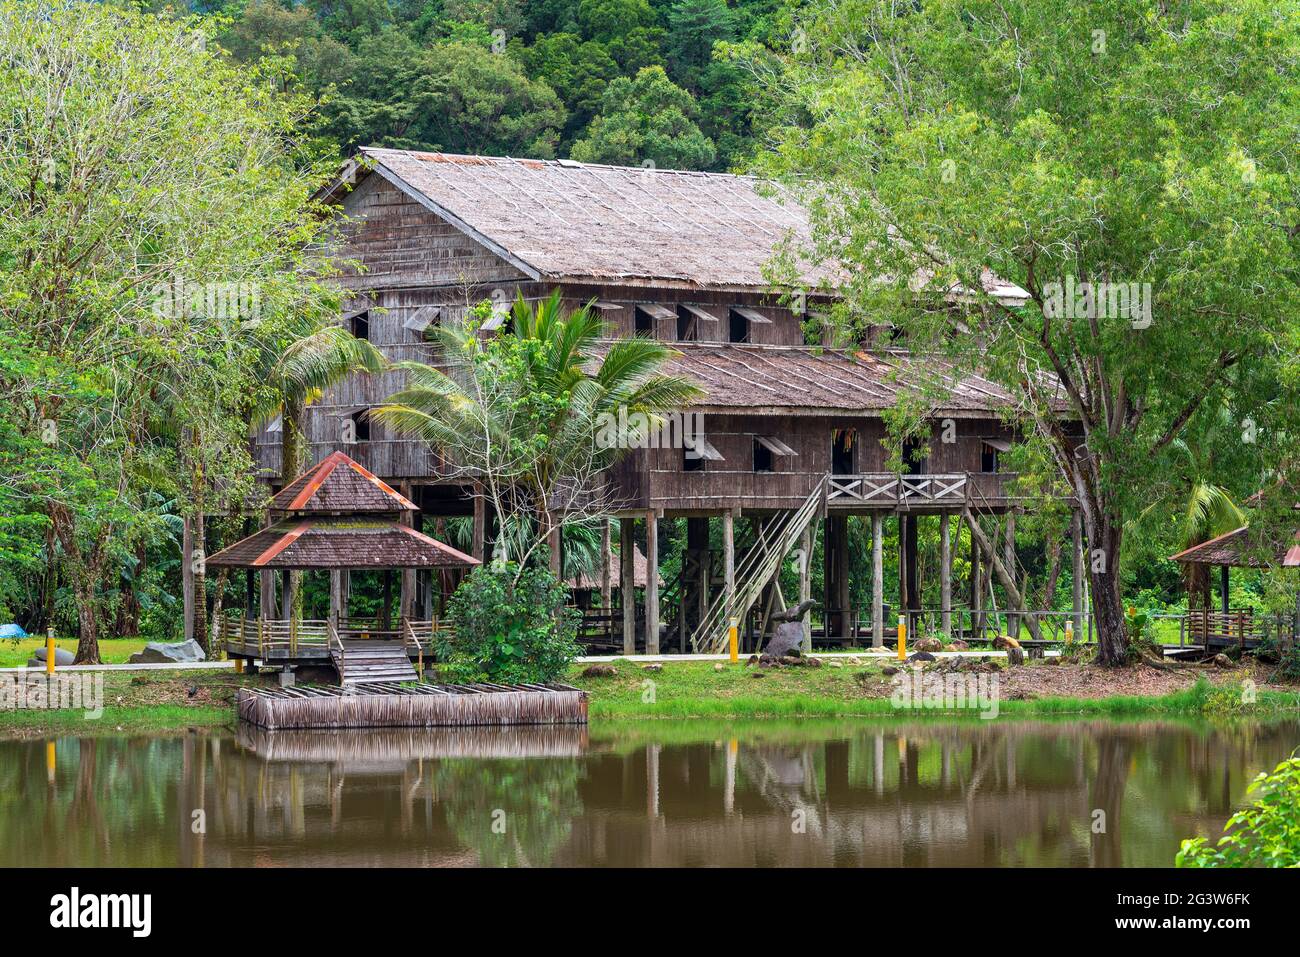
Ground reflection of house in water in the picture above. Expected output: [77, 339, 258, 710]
[143, 720, 1300, 868]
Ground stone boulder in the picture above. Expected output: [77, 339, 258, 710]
[128, 639, 207, 665]
[26, 646, 75, 667]
[762, 621, 805, 659]
[914, 637, 944, 653]
[580, 664, 617, 678]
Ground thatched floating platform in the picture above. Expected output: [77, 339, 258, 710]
[236, 682, 587, 731]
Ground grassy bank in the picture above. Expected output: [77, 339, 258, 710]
[565, 658, 1300, 720]
[0, 669, 255, 738]
[0, 638, 150, 668]
[2, 656, 1297, 738]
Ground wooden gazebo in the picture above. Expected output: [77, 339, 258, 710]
[207, 451, 479, 683]
[1170, 524, 1300, 651]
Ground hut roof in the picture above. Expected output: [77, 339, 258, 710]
[1169, 525, 1300, 568]
[656, 344, 1062, 416]
[569, 545, 651, 590]
[334, 148, 837, 291]
[206, 517, 478, 570]
[271, 451, 416, 514]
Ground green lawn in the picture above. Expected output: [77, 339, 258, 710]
[0, 638, 151, 669]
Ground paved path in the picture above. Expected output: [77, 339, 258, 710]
[0, 660, 235, 675]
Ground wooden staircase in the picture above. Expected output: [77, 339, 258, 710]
[331, 639, 420, 686]
[690, 477, 826, 654]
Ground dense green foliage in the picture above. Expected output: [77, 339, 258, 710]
[441, 560, 583, 682]
[1177, 754, 1300, 867]
[757, 0, 1300, 661]
[205, 0, 788, 170]
[0, 1, 350, 659]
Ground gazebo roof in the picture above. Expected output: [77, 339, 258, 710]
[1169, 525, 1300, 568]
[206, 517, 479, 570]
[271, 451, 417, 514]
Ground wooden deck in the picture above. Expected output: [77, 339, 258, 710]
[236, 682, 588, 730]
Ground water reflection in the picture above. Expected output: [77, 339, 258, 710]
[1, 719, 1296, 867]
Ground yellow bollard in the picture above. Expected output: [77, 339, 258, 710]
[897, 616, 907, 661]
[728, 618, 739, 664]
[1065, 620, 1074, 642]
[233, 657, 244, 675]
[46, 628, 56, 675]
[46, 741, 56, 784]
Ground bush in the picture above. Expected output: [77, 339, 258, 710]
[1176, 753, 1300, 867]
[441, 560, 582, 684]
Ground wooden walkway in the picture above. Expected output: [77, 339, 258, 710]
[236, 682, 587, 731]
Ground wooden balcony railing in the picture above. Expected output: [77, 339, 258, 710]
[826, 472, 1023, 509]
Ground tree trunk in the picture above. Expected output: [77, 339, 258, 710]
[1086, 515, 1128, 665]
[1041, 535, 1062, 610]
[48, 504, 103, 664]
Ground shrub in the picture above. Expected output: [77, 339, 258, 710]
[442, 560, 582, 684]
[1176, 753, 1300, 867]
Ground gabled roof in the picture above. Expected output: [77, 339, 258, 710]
[271, 451, 416, 514]
[206, 518, 479, 570]
[333, 148, 836, 291]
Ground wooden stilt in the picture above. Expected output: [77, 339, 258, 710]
[645, 510, 659, 655]
[621, 517, 636, 655]
[872, 513, 884, 648]
[940, 511, 952, 638]
[722, 510, 735, 627]
[800, 524, 812, 653]
[836, 517, 850, 639]
[329, 569, 343, 629]
[600, 518, 612, 612]
[970, 516, 982, 641]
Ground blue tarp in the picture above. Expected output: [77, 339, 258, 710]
[0, 623, 29, 640]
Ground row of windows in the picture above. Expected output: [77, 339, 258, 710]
[344, 303, 775, 345]
[681, 432, 1008, 474]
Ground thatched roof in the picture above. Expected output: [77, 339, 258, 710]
[569, 545, 651, 590]
[206, 517, 478, 570]
[334, 148, 835, 291]
[1169, 525, 1300, 568]
[272, 451, 416, 514]
[657, 344, 1059, 416]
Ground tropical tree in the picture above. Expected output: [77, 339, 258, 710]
[757, 0, 1300, 664]
[0, 2, 343, 660]
[374, 291, 700, 576]
[571, 65, 716, 169]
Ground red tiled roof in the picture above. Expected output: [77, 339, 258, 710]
[271, 451, 416, 513]
[206, 518, 478, 570]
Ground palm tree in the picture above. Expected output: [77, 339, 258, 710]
[375, 291, 700, 571]
[261, 326, 387, 483]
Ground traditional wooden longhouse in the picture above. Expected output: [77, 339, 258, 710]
[250, 148, 1085, 655]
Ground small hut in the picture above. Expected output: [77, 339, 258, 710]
[207, 451, 479, 682]
[1170, 524, 1300, 651]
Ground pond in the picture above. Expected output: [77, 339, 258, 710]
[1, 718, 1296, 867]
